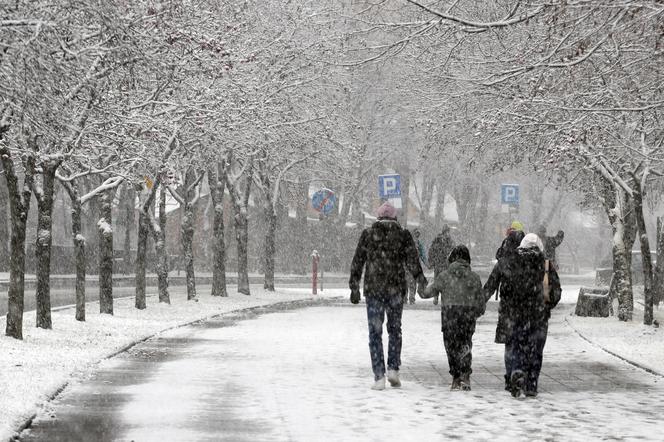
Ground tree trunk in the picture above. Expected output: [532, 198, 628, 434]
[135, 208, 149, 310]
[182, 202, 197, 300]
[98, 189, 114, 315]
[59, 180, 86, 321]
[235, 209, 250, 295]
[208, 164, 227, 297]
[653, 217, 664, 306]
[606, 187, 636, 321]
[435, 182, 446, 232]
[72, 198, 86, 321]
[1, 149, 33, 339]
[123, 185, 135, 274]
[295, 177, 309, 275]
[263, 204, 277, 291]
[418, 177, 434, 234]
[156, 185, 169, 303]
[0, 167, 9, 272]
[475, 185, 490, 254]
[632, 181, 654, 325]
[400, 168, 410, 227]
[34, 162, 60, 329]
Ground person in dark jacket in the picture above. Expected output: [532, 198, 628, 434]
[427, 224, 455, 305]
[484, 229, 525, 391]
[420, 245, 486, 391]
[495, 221, 524, 260]
[349, 201, 427, 390]
[537, 225, 564, 267]
[507, 233, 562, 398]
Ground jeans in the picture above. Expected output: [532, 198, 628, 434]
[507, 319, 549, 392]
[405, 272, 416, 303]
[366, 295, 404, 380]
[441, 306, 478, 378]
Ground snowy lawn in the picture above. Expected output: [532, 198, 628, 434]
[0, 287, 335, 441]
[566, 290, 664, 375]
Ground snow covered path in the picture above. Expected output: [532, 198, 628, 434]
[21, 295, 664, 441]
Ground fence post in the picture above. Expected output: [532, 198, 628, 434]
[311, 250, 319, 295]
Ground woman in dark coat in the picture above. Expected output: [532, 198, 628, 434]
[349, 202, 427, 390]
[506, 233, 562, 398]
[484, 229, 525, 390]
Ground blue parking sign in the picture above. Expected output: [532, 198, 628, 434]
[501, 184, 520, 205]
[378, 174, 401, 198]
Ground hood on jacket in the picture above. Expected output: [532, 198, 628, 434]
[448, 244, 471, 264]
[519, 233, 543, 251]
[505, 230, 525, 251]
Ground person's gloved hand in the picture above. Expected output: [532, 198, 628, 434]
[350, 289, 361, 304]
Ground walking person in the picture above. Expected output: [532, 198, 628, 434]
[483, 228, 525, 391]
[496, 221, 524, 260]
[349, 202, 427, 390]
[427, 224, 455, 305]
[507, 233, 562, 398]
[420, 245, 486, 391]
[536, 224, 565, 268]
[406, 228, 428, 304]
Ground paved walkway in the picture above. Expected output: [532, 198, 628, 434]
[19, 298, 664, 441]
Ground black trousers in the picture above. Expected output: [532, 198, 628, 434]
[507, 319, 549, 392]
[441, 306, 478, 378]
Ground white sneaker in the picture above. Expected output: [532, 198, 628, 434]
[387, 369, 401, 388]
[371, 377, 386, 391]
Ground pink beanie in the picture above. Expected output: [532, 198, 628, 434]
[376, 201, 398, 219]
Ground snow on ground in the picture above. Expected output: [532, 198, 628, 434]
[102, 300, 664, 441]
[567, 293, 664, 376]
[0, 287, 335, 441]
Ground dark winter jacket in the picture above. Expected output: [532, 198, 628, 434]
[485, 231, 524, 343]
[495, 230, 524, 261]
[428, 232, 454, 275]
[508, 246, 562, 323]
[349, 219, 425, 299]
[422, 259, 485, 314]
[486, 231, 525, 301]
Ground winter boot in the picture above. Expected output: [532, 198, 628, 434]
[460, 373, 471, 391]
[525, 390, 538, 398]
[504, 374, 511, 392]
[371, 377, 386, 391]
[387, 369, 401, 388]
[450, 377, 461, 391]
[510, 371, 525, 398]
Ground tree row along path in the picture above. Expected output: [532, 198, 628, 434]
[20, 297, 664, 442]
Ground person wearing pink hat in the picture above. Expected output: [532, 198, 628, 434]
[349, 201, 427, 390]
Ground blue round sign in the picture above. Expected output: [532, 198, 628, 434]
[311, 188, 336, 215]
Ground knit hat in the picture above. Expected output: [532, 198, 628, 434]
[510, 221, 524, 232]
[376, 201, 397, 220]
[448, 244, 471, 264]
[519, 233, 543, 251]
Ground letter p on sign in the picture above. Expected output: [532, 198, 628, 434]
[378, 174, 401, 198]
[501, 184, 520, 206]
